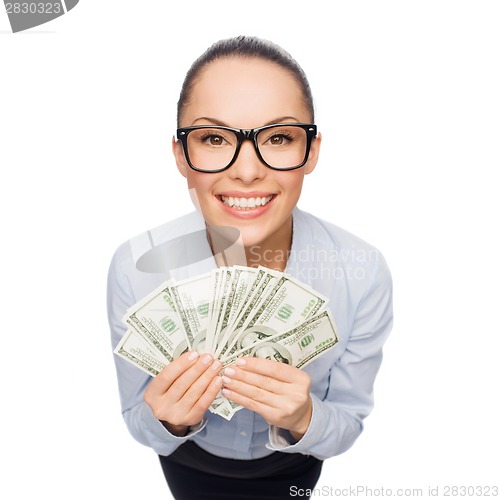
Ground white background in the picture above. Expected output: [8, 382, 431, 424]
[1, 1, 499, 498]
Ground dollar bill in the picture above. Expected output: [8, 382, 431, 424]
[215, 267, 279, 358]
[222, 309, 339, 369]
[220, 274, 327, 360]
[114, 328, 168, 376]
[124, 286, 188, 362]
[124, 279, 173, 314]
[210, 266, 259, 355]
[210, 267, 250, 355]
[168, 272, 212, 349]
[209, 390, 244, 419]
[208, 268, 232, 352]
[204, 268, 224, 354]
[225, 266, 259, 328]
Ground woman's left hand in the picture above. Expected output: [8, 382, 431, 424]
[221, 357, 312, 440]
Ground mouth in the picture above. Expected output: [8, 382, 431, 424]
[216, 194, 275, 210]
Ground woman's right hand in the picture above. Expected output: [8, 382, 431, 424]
[144, 351, 222, 436]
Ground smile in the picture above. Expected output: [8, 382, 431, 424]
[219, 195, 274, 210]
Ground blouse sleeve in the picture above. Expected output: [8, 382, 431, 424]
[107, 246, 207, 456]
[267, 252, 393, 460]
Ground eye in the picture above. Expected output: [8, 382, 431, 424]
[199, 133, 229, 146]
[264, 132, 294, 146]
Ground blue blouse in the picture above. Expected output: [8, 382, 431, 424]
[107, 208, 393, 460]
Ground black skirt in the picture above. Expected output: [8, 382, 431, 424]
[159, 440, 323, 500]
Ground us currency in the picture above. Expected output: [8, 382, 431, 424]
[124, 285, 188, 362]
[210, 266, 259, 354]
[210, 267, 252, 355]
[215, 267, 279, 358]
[114, 328, 168, 377]
[223, 268, 276, 332]
[223, 309, 339, 369]
[209, 392, 236, 420]
[169, 272, 212, 350]
[125, 279, 173, 315]
[208, 268, 232, 353]
[220, 274, 327, 361]
[204, 268, 224, 354]
[225, 266, 259, 328]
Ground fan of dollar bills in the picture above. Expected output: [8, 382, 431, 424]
[114, 265, 339, 420]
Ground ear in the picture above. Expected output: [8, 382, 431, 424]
[172, 136, 189, 178]
[304, 132, 322, 175]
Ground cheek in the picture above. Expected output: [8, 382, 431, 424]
[186, 171, 214, 195]
[185, 173, 217, 216]
[277, 171, 306, 199]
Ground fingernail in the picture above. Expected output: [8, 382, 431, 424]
[235, 358, 247, 366]
[187, 351, 199, 361]
[201, 354, 212, 365]
[215, 377, 223, 387]
[222, 388, 231, 397]
[224, 367, 235, 376]
[222, 375, 232, 385]
[211, 360, 222, 371]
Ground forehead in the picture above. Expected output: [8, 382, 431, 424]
[182, 57, 309, 128]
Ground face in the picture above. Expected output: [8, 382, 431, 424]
[173, 57, 321, 252]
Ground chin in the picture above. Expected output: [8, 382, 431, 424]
[238, 227, 274, 250]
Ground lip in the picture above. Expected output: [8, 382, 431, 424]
[215, 191, 277, 219]
[216, 191, 275, 198]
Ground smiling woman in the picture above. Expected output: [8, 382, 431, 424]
[172, 53, 321, 264]
[107, 35, 393, 500]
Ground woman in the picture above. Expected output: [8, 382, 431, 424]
[108, 35, 393, 499]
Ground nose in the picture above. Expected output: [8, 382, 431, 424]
[228, 140, 266, 184]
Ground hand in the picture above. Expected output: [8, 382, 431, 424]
[221, 357, 312, 440]
[144, 351, 222, 436]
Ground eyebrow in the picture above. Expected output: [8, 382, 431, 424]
[190, 116, 301, 127]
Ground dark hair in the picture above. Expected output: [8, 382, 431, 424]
[177, 35, 315, 126]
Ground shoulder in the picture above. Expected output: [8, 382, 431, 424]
[110, 211, 206, 269]
[289, 209, 392, 313]
[291, 209, 392, 351]
[293, 208, 390, 273]
[108, 211, 212, 299]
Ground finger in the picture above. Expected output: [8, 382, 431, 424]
[223, 365, 283, 396]
[186, 374, 223, 417]
[162, 373, 223, 428]
[222, 374, 280, 408]
[147, 351, 201, 397]
[229, 357, 307, 384]
[170, 366, 222, 425]
[221, 385, 276, 415]
[168, 354, 220, 402]
[177, 358, 222, 408]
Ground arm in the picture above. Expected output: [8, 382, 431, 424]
[222, 252, 393, 460]
[269, 253, 393, 459]
[107, 249, 210, 456]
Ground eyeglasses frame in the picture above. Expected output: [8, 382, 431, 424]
[176, 123, 317, 173]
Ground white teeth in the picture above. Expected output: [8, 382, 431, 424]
[220, 195, 273, 209]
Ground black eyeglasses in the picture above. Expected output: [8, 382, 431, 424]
[176, 123, 317, 173]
